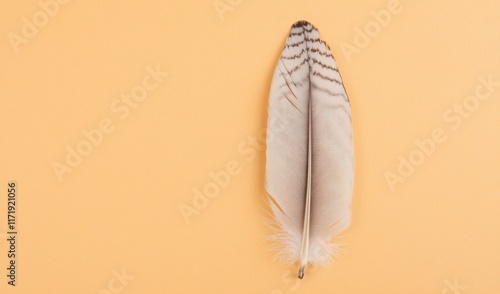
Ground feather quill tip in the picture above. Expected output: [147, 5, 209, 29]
[298, 266, 305, 279]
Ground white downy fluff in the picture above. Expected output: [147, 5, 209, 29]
[265, 20, 354, 278]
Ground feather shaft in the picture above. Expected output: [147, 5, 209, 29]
[299, 94, 313, 279]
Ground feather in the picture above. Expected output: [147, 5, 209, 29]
[265, 20, 354, 279]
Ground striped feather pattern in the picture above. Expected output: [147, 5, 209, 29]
[265, 20, 354, 278]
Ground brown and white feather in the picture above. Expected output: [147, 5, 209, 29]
[265, 20, 354, 278]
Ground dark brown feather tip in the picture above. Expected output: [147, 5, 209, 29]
[292, 20, 317, 31]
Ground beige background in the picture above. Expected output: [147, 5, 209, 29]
[1, 0, 499, 293]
